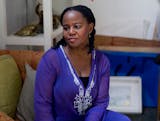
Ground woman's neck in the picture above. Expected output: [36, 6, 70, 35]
[63, 45, 92, 77]
[64, 45, 90, 57]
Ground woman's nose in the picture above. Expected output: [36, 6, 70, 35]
[69, 27, 76, 35]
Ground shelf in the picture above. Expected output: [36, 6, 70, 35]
[97, 46, 160, 54]
[5, 26, 63, 46]
[5, 34, 45, 46]
[0, 0, 69, 50]
[95, 35, 160, 54]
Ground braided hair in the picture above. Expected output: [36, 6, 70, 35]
[54, 5, 96, 53]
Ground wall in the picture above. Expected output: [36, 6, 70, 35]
[0, 15, 3, 49]
[6, 0, 37, 35]
[73, 0, 160, 39]
[0, 0, 159, 49]
[53, 0, 72, 15]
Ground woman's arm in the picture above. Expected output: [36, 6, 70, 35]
[85, 54, 110, 121]
[34, 54, 57, 121]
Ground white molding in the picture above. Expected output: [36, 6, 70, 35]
[5, 34, 44, 46]
[0, 0, 7, 49]
[43, 0, 53, 51]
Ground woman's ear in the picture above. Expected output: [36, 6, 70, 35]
[89, 23, 94, 34]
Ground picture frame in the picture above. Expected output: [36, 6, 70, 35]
[107, 76, 142, 114]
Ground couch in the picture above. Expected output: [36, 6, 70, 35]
[0, 50, 43, 121]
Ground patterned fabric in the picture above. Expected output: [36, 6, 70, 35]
[60, 46, 96, 115]
[34, 47, 110, 121]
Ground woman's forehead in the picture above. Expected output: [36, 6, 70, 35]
[62, 10, 87, 23]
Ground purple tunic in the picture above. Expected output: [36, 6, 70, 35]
[34, 47, 110, 121]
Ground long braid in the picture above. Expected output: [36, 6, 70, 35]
[89, 28, 96, 53]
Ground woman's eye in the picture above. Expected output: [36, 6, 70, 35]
[63, 26, 69, 31]
[74, 24, 81, 29]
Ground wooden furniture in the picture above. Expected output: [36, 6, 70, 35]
[94, 35, 160, 53]
[0, 50, 43, 81]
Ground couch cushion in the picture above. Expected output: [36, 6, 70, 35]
[16, 64, 36, 121]
[0, 111, 15, 121]
[9, 50, 43, 81]
[0, 54, 22, 118]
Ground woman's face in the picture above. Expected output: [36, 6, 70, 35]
[62, 10, 93, 48]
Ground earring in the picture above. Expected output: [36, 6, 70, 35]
[89, 34, 91, 38]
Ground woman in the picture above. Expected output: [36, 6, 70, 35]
[34, 5, 131, 121]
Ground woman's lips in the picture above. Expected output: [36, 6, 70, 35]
[68, 38, 77, 42]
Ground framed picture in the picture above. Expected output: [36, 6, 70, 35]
[107, 76, 142, 114]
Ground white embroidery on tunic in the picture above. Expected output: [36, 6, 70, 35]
[60, 45, 96, 115]
[74, 94, 92, 115]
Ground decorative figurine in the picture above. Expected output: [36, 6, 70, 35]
[15, 2, 60, 36]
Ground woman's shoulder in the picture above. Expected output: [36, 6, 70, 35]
[43, 48, 59, 58]
[41, 47, 60, 64]
[95, 50, 110, 72]
[95, 50, 110, 62]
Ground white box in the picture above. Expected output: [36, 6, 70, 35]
[107, 76, 142, 114]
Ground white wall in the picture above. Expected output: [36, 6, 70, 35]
[0, 0, 159, 49]
[6, 0, 37, 35]
[73, 0, 160, 39]
[53, 0, 72, 15]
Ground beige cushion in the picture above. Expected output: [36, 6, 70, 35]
[16, 64, 36, 121]
[0, 55, 22, 118]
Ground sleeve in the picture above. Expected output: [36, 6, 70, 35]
[85, 54, 110, 121]
[34, 54, 57, 121]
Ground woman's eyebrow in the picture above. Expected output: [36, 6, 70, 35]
[62, 22, 82, 26]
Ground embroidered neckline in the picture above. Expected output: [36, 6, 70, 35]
[60, 45, 96, 115]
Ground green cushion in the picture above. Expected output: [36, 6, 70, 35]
[0, 54, 22, 118]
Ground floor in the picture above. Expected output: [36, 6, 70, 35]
[126, 107, 158, 121]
